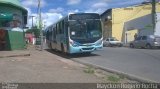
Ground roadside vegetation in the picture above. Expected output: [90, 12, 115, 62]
[83, 66, 137, 83]
[83, 66, 95, 74]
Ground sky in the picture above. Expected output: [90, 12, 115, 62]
[20, 0, 147, 28]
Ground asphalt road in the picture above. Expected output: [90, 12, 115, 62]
[43, 42, 160, 82]
[70, 47, 160, 83]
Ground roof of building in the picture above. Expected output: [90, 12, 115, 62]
[0, 0, 27, 14]
[101, 2, 158, 17]
[100, 9, 112, 17]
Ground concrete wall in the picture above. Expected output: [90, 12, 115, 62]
[124, 14, 153, 36]
[111, 3, 160, 42]
[101, 10, 112, 39]
[155, 13, 160, 35]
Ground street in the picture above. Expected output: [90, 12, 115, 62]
[59, 47, 160, 83]
[1, 1, 160, 89]
[1, 43, 160, 84]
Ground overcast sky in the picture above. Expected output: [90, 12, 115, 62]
[20, 0, 146, 28]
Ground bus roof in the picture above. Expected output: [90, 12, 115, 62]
[45, 13, 100, 31]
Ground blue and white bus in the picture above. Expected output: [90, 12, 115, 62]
[45, 13, 103, 54]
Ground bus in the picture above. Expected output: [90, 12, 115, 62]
[45, 13, 103, 54]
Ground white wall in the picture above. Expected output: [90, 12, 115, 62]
[124, 14, 154, 36]
[155, 13, 160, 36]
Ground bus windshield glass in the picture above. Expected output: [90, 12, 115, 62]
[69, 13, 100, 20]
[69, 20, 102, 44]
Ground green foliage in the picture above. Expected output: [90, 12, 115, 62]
[25, 29, 33, 33]
[107, 75, 120, 82]
[33, 28, 40, 38]
[25, 26, 40, 38]
[119, 74, 125, 79]
[84, 66, 95, 74]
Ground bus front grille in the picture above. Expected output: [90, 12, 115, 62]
[82, 47, 94, 50]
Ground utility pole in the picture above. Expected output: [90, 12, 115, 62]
[30, 16, 35, 28]
[38, 0, 43, 50]
[152, 0, 156, 33]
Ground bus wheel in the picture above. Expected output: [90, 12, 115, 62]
[61, 44, 64, 52]
[50, 43, 52, 49]
[146, 44, 152, 49]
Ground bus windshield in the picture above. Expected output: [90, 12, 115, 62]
[69, 20, 102, 44]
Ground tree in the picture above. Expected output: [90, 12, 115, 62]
[25, 26, 40, 38]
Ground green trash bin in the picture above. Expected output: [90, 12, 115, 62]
[5, 31, 26, 50]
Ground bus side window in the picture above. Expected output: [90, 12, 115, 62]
[61, 20, 64, 34]
[59, 22, 61, 34]
[54, 28, 56, 38]
[56, 24, 58, 34]
[53, 28, 56, 43]
[58, 23, 60, 34]
[52, 28, 54, 41]
[50, 29, 52, 41]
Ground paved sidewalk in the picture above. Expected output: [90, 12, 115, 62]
[0, 50, 30, 58]
[0, 47, 103, 83]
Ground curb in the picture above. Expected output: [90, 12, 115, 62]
[0, 54, 30, 58]
[71, 59, 159, 83]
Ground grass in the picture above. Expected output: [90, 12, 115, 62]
[84, 66, 95, 74]
[83, 66, 127, 83]
[104, 74, 125, 83]
[107, 75, 121, 82]
[119, 74, 125, 79]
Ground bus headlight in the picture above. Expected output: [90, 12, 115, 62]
[70, 40, 80, 47]
[95, 40, 102, 46]
[154, 42, 158, 45]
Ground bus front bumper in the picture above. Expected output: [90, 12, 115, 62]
[69, 45, 102, 54]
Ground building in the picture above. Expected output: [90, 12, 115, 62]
[0, 0, 28, 50]
[101, 2, 160, 43]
